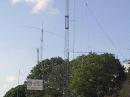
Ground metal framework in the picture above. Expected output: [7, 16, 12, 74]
[64, 0, 69, 60]
[64, 0, 69, 97]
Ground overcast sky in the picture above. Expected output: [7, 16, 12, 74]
[0, 0, 130, 96]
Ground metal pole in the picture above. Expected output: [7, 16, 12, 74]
[65, 0, 69, 60]
[37, 48, 40, 64]
[41, 24, 44, 61]
[64, 0, 69, 97]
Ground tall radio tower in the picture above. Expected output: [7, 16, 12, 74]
[64, 0, 69, 97]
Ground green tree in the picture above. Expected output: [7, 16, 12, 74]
[128, 67, 130, 81]
[4, 85, 26, 97]
[70, 53, 125, 97]
[26, 57, 65, 97]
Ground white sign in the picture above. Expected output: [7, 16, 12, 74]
[26, 79, 43, 90]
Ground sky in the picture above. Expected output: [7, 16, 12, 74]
[0, 0, 130, 96]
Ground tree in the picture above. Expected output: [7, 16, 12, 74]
[128, 67, 130, 81]
[4, 85, 26, 97]
[70, 53, 125, 97]
[4, 53, 125, 97]
[26, 57, 65, 97]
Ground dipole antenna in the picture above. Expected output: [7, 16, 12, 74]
[19, 23, 60, 62]
[64, 0, 69, 97]
[19, 24, 44, 62]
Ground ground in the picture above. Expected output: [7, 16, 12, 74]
[118, 80, 130, 97]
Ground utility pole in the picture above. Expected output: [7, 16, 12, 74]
[64, 0, 69, 97]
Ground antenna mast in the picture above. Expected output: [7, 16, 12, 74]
[65, 0, 69, 60]
[64, 0, 69, 97]
[41, 24, 44, 61]
[37, 48, 40, 64]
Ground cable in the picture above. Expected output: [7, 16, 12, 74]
[83, 0, 125, 59]
[84, 1, 92, 52]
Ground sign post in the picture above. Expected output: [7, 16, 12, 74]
[26, 79, 43, 91]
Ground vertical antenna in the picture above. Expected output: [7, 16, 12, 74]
[37, 48, 40, 64]
[41, 23, 44, 61]
[64, 0, 69, 97]
[73, 0, 76, 58]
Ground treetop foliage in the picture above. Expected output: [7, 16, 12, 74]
[4, 53, 126, 97]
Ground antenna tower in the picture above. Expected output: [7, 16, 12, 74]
[64, 0, 69, 97]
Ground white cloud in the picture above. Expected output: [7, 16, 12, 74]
[11, 0, 22, 4]
[11, 0, 59, 14]
[32, 0, 50, 13]
[6, 75, 17, 82]
[0, 64, 5, 68]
